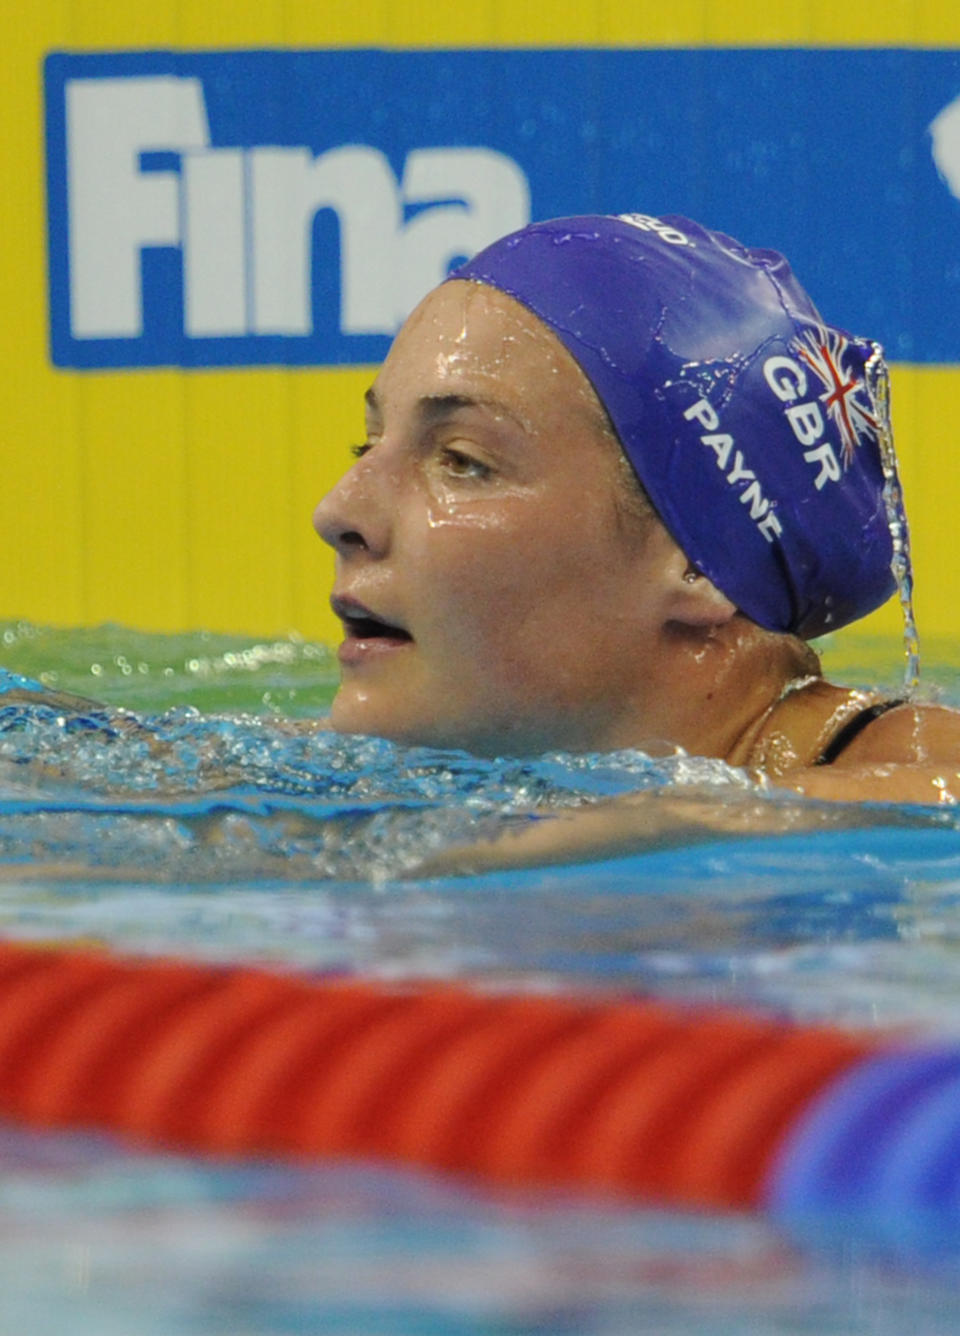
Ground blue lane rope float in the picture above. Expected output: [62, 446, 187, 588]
[766, 1047, 960, 1218]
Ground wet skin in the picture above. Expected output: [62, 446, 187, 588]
[314, 280, 960, 806]
[314, 281, 709, 756]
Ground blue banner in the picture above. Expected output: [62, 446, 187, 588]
[44, 48, 960, 369]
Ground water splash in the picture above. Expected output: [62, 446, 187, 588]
[0, 622, 339, 716]
[1, 693, 953, 888]
[865, 347, 921, 691]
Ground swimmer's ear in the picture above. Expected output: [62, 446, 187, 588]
[663, 554, 737, 627]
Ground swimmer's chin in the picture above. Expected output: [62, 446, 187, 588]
[328, 711, 476, 753]
[328, 692, 519, 756]
[327, 696, 444, 749]
[326, 697, 596, 758]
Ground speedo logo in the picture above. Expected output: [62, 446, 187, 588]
[618, 214, 692, 247]
[45, 57, 531, 368]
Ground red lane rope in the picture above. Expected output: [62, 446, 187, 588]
[0, 942, 876, 1208]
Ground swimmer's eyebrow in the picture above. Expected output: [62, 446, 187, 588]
[363, 387, 527, 433]
[418, 393, 528, 431]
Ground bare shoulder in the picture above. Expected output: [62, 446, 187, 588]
[830, 701, 960, 768]
[774, 700, 960, 804]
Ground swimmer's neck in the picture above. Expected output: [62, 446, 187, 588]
[593, 616, 891, 778]
[726, 678, 882, 775]
[586, 615, 826, 768]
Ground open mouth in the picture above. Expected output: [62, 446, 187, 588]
[331, 596, 413, 643]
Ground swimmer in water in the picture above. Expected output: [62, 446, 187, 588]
[314, 211, 960, 838]
[4, 212, 960, 875]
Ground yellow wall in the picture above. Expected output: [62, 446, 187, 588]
[3, 2, 960, 646]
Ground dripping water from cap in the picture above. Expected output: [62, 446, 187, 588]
[865, 346, 920, 692]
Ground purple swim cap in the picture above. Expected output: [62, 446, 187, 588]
[451, 214, 897, 639]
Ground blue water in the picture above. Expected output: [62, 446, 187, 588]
[3, 622, 960, 1332]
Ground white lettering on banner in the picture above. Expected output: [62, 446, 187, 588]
[67, 77, 209, 337]
[931, 94, 960, 204]
[248, 145, 402, 337]
[65, 76, 531, 341]
[182, 149, 246, 337]
[682, 398, 783, 542]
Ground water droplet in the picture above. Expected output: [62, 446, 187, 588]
[865, 349, 920, 691]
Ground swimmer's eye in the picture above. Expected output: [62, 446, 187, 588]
[350, 442, 372, 459]
[439, 447, 493, 480]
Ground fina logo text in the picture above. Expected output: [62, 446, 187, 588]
[54, 72, 530, 365]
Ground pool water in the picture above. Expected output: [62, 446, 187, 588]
[3, 620, 960, 1333]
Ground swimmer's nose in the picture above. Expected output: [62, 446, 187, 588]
[312, 455, 391, 559]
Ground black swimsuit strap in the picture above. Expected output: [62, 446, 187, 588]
[814, 699, 906, 767]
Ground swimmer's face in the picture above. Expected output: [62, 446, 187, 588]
[313, 281, 685, 755]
